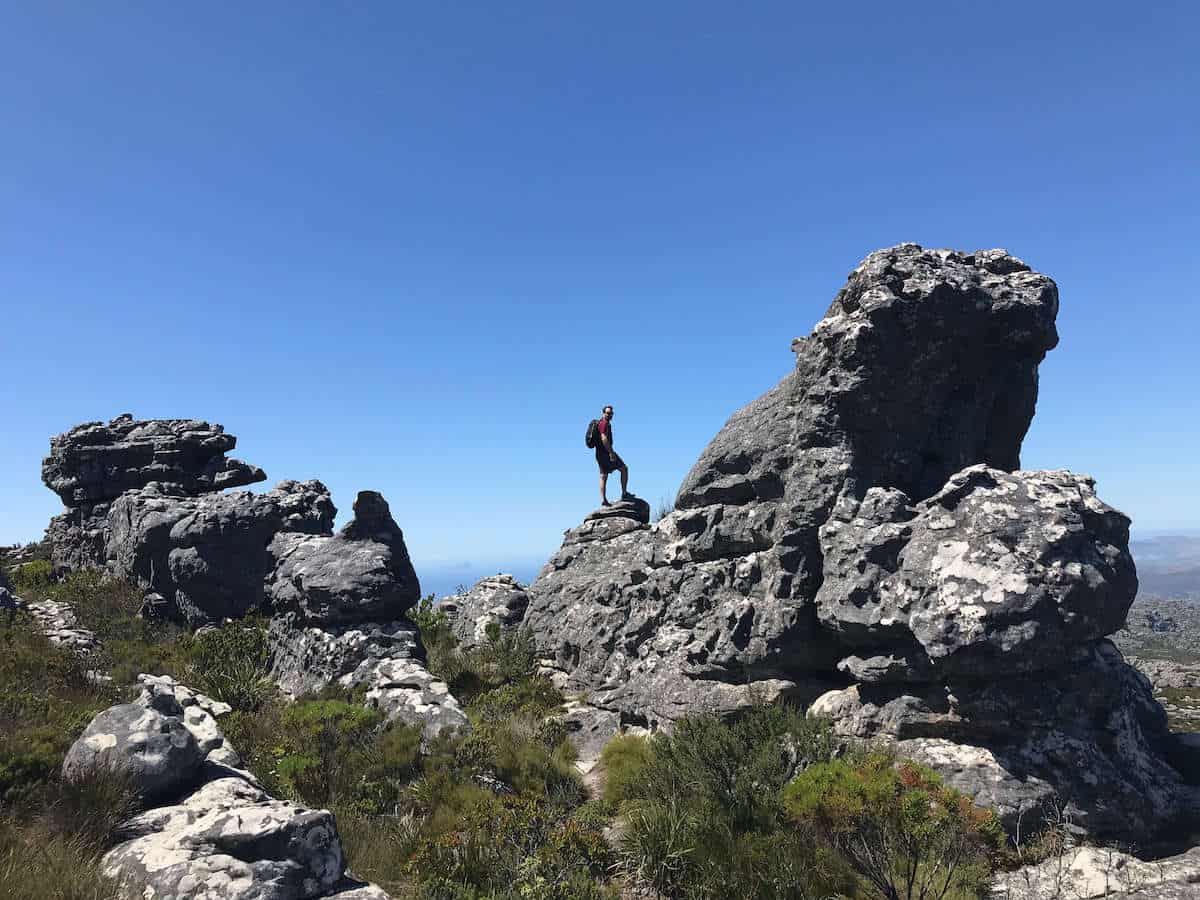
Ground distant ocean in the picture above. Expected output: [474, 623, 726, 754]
[417, 558, 545, 600]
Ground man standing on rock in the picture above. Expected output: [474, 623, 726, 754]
[596, 405, 632, 507]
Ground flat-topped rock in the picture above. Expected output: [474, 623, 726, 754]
[584, 496, 650, 525]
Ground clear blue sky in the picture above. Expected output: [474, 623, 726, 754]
[2, 2, 1197, 593]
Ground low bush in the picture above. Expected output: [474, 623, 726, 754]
[783, 752, 1004, 900]
[9, 558, 53, 594]
[185, 621, 275, 711]
[0, 817, 127, 900]
[607, 704, 852, 899]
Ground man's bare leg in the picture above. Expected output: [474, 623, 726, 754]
[620, 465, 630, 497]
[600, 471, 609, 505]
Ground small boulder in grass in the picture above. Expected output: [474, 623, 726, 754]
[62, 703, 203, 801]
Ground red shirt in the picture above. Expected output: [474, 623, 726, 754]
[597, 417, 612, 446]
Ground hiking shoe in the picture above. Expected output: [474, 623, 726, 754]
[601, 500, 611, 507]
[620, 492, 634, 501]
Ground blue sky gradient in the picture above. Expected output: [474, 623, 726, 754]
[2, 3, 1197, 594]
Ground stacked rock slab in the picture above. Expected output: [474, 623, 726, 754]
[523, 244, 1181, 838]
[267, 491, 468, 739]
[43, 414, 266, 572]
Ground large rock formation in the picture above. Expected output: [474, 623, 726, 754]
[523, 244, 1180, 838]
[43, 415, 266, 571]
[40, 415, 466, 739]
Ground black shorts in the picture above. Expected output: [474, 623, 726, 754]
[596, 449, 625, 475]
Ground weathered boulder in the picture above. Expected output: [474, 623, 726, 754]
[266, 491, 420, 624]
[268, 614, 468, 739]
[105, 479, 335, 624]
[815, 466, 1137, 680]
[440, 574, 531, 650]
[812, 640, 1179, 835]
[103, 774, 344, 900]
[523, 245, 1175, 839]
[135, 674, 240, 767]
[62, 703, 204, 800]
[992, 844, 1200, 899]
[43, 414, 266, 571]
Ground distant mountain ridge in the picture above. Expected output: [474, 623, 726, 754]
[1133, 535, 1200, 600]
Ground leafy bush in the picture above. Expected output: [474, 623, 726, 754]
[0, 618, 116, 807]
[608, 704, 851, 899]
[783, 752, 1004, 900]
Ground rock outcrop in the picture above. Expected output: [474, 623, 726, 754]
[43, 415, 266, 572]
[266, 491, 420, 624]
[440, 574, 531, 650]
[61, 678, 394, 900]
[523, 244, 1180, 838]
[266, 492, 467, 739]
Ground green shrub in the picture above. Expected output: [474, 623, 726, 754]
[0, 818, 127, 900]
[609, 705, 850, 899]
[0, 619, 116, 808]
[10, 559, 53, 594]
[783, 752, 1004, 900]
[598, 733, 653, 805]
[185, 622, 274, 711]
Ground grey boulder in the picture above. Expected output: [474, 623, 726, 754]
[103, 774, 344, 900]
[266, 491, 420, 624]
[105, 479, 335, 624]
[62, 703, 203, 800]
[440, 574, 531, 650]
[815, 466, 1137, 679]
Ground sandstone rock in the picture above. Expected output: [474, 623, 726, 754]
[810, 640, 1179, 836]
[103, 773, 344, 900]
[527, 245, 1061, 728]
[440, 574, 531, 650]
[267, 615, 467, 740]
[266, 491, 420, 624]
[62, 703, 203, 800]
[815, 466, 1137, 679]
[43, 414, 267, 571]
[105, 479, 335, 624]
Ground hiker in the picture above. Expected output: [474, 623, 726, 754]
[593, 405, 631, 506]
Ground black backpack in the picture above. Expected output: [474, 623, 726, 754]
[585, 419, 599, 448]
